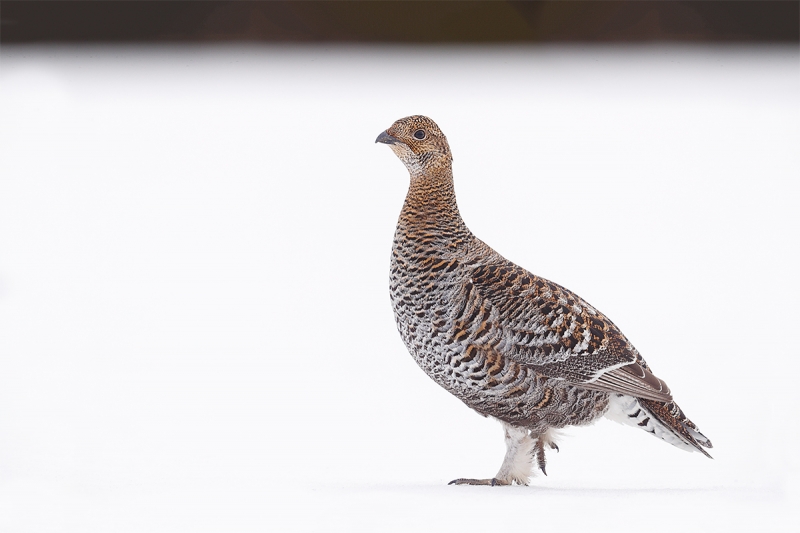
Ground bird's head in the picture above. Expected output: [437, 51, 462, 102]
[376, 115, 452, 179]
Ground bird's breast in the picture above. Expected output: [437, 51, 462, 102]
[389, 235, 464, 362]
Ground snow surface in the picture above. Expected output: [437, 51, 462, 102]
[1, 44, 798, 532]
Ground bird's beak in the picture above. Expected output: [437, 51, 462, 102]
[375, 131, 400, 145]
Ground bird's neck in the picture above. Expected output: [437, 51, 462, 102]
[400, 170, 469, 236]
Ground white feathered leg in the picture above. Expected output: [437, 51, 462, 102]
[494, 423, 536, 485]
[449, 422, 535, 486]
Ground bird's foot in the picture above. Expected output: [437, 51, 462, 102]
[448, 477, 510, 486]
[534, 437, 549, 475]
[532, 429, 560, 475]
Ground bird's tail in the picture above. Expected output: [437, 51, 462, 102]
[605, 394, 713, 458]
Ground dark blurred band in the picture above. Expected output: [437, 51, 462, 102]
[2, 1, 798, 44]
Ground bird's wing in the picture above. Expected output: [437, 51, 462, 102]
[462, 258, 672, 402]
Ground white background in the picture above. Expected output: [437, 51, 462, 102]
[1, 45, 798, 532]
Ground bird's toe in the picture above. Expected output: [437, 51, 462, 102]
[448, 477, 508, 486]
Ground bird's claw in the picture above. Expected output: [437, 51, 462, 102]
[448, 477, 507, 486]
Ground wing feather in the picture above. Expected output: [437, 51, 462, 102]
[465, 258, 673, 401]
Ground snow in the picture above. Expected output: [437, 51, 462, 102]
[1, 44, 798, 532]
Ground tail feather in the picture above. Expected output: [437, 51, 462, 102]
[605, 394, 713, 458]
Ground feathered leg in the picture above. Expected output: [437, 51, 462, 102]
[450, 422, 534, 486]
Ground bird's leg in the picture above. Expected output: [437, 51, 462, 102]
[532, 429, 559, 476]
[534, 439, 547, 476]
[494, 424, 535, 485]
[449, 423, 534, 486]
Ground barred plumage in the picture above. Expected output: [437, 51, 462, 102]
[377, 115, 712, 486]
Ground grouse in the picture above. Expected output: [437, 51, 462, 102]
[377, 115, 712, 486]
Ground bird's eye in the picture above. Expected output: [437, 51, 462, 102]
[413, 129, 426, 140]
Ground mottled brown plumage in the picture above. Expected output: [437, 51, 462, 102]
[377, 115, 712, 486]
